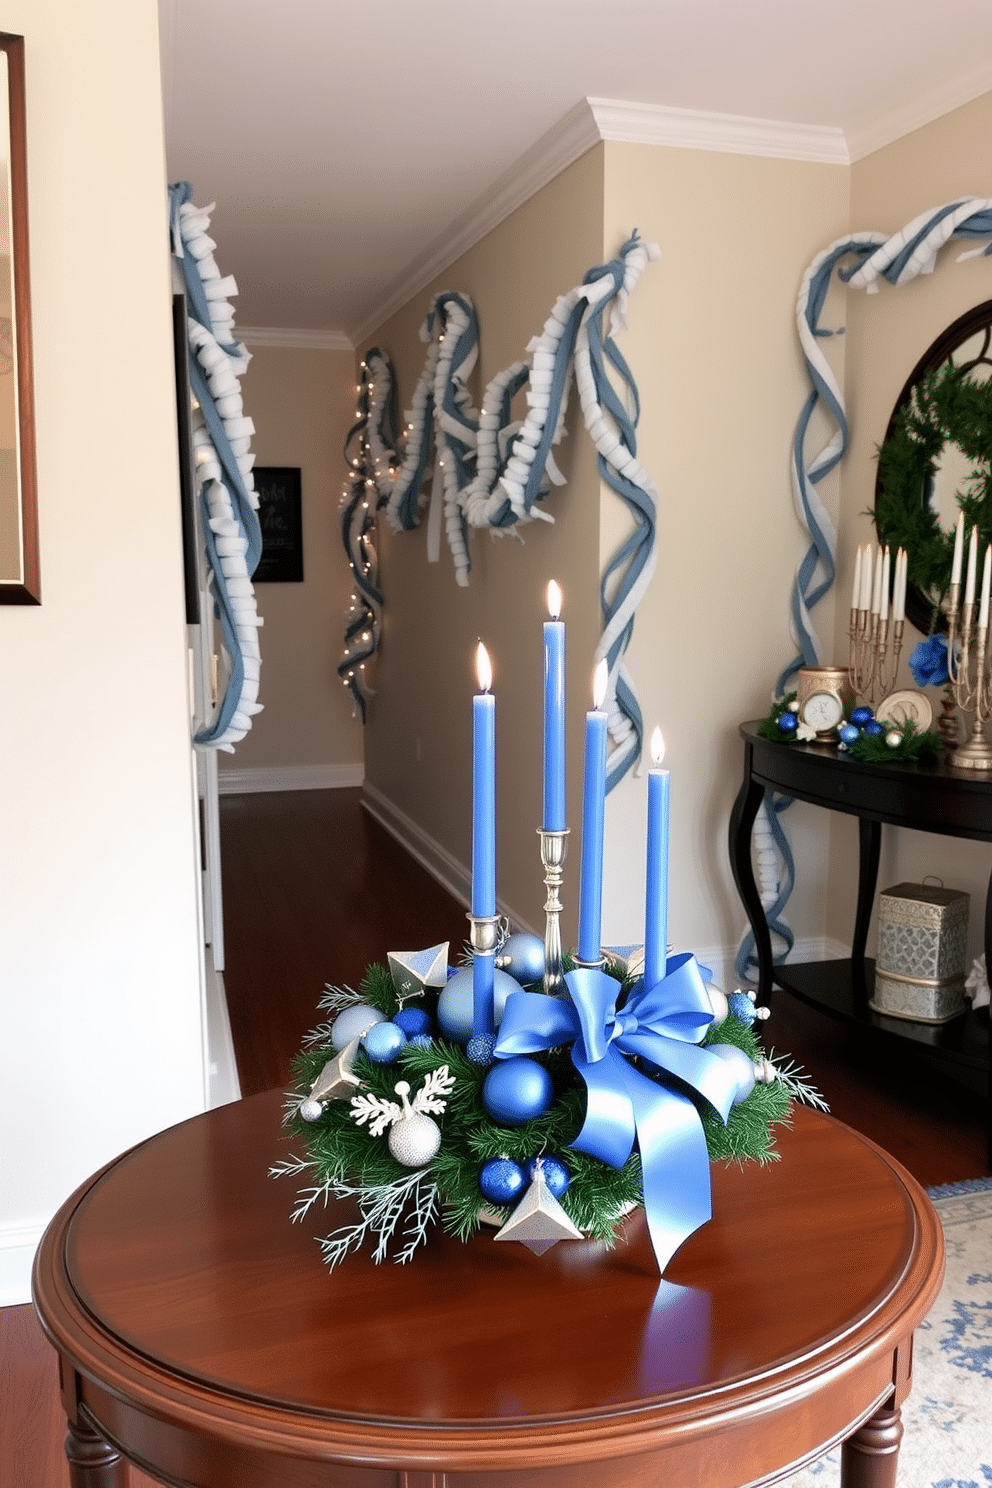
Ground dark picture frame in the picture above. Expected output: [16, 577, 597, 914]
[253, 466, 304, 582]
[0, 33, 40, 604]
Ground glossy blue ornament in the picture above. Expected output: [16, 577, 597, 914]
[706, 1042, 757, 1104]
[394, 1006, 431, 1037]
[498, 932, 545, 986]
[838, 722, 860, 745]
[525, 1155, 570, 1198]
[362, 1021, 407, 1063]
[850, 705, 874, 727]
[863, 718, 884, 735]
[483, 1056, 554, 1125]
[777, 711, 798, 734]
[436, 966, 520, 1044]
[479, 1157, 526, 1205]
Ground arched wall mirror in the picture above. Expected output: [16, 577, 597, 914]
[0, 31, 38, 605]
[874, 298, 992, 635]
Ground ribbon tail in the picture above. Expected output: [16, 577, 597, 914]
[624, 1064, 712, 1273]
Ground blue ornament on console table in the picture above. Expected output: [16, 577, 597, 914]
[838, 722, 860, 746]
[496, 932, 545, 986]
[394, 1006, 431, 1038]
[850, 706, 874, 727]
[436, 967, 519, 1044]
[482, 1056, 554, 1125]
[479, 1157, 527, 1205]
[525, 1155, 570, 1198]
[777, 711, 799, 735]
[863, 718, 884, 736]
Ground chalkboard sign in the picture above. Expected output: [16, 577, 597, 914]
[254, 467, 304, 582]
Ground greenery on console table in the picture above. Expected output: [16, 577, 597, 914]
[846, 719, 941, 765]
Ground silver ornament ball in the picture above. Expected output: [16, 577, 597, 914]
[885, 729, 903, 748]
[299, 1098, 323, 1122]
[388, 1112, 442, 1167]
[330, 1002, 385, 1049]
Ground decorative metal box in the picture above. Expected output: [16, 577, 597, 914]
[871, 881, 969, 1024]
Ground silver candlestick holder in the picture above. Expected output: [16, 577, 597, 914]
[946, 579, 992, 770]
[538, 829, 569, 995]
[848, 604, 904, 704]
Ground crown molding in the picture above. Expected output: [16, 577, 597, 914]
[846, 58, 992, 161]
[238, 325, 353, 351]
[588, 97, 849, 164]
[348, 99, 602, 346]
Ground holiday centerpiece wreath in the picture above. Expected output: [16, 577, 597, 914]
[274, 940, 826, 1272]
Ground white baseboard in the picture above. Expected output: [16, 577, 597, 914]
[0, 1222, 43, 1308]
[217, 762, 364, 795]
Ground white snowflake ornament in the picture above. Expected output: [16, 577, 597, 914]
[350, 1067, 456, 1168]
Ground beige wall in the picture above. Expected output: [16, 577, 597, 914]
[828, 92, 992, 967]
[0, 0, 205, 1298]
[600, 143, 851, 959]
[219, 343, 364, 779]
[364, 147, 604, 939]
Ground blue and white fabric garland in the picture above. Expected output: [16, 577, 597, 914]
[737, 197, 992, 981]
[169, 183, 264, 751]
[339, 233, 661, 789]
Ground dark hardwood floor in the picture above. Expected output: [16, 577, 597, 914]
[7, 786, 988, 1488]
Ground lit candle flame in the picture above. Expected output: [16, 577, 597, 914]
[651, 727, 665, 766]
[476, 641, 493, 693]
[592, 658, 608, 710]
[547, 579, 562, 620]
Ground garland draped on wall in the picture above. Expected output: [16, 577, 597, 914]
[169, 183, 264, 751]
[339, 232, 660, 791]
[736, 196, 992, 981]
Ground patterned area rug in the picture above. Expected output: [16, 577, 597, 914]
[782, 1178, 992, 1488]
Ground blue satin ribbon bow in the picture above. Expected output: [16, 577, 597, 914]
[493, 952, 739, 1272]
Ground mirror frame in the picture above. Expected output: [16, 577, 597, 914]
[874, 298, 992, 635]
[0, 32, 38, 605]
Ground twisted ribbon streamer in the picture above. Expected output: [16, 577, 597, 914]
[740, 197, 992, 977]
[494, 952, 737, 1272]
[338, 235, 660, 790]
[169, 183, 264, 751]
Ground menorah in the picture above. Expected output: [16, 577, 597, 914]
[945, 519, 992, 770]
[848, 543, 907, 705]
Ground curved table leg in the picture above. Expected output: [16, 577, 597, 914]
[728, 741, 774, 1004]
[840, 1401, 903, 1488]
[65, 1416, 126, 1488]
[852, 818, 881, 1014]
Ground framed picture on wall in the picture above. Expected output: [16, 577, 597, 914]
[254, 466, 304, 582]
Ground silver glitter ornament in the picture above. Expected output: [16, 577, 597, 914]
[493, 1160, 584, 1254]
[387, 1107, 442, 1166]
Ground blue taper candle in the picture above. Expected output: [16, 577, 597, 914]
[543, 580, 566, 833]
[644, 728, 669, 989]
[577, 660, 609, 964]
[472, 643, 496, 1038]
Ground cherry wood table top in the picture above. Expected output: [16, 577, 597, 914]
[33, 1089, 944, 1488]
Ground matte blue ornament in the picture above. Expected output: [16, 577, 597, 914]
[436, 967, 520, 1044]
[497, 932, 545, 986]
[479, 1157, 527, 1205]
[362, 1021, 407, 1063]
[394, 1006, 431, 1037]
[850, 705, 874, 727]
[483, 1056, 554, 1125]
[863, 718, 885, 736]
[776, 711, 798, 734]
[727, 990, 758, 1027]
[705, 1042, 757, 1104]
[838, 722, 860, 745]
[525, 1155, 570, 1198]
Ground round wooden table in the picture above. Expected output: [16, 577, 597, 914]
[33, 1090, 943, 1488]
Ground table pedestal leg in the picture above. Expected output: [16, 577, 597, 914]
[65, 1417, 126, 1488]
[840, 1402, 903, 1488]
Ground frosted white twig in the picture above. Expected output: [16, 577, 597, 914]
[316, 1171, 440, 1269]
[318, 983, 362, 1014]
[768, 1050, 830, 1111]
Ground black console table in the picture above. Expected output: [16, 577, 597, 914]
[729, 722, 990, 1150]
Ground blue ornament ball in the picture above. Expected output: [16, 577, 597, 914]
[394, 1006, 431, 1037]
[850, 705, 874, 727]
[727, 990, 759, 1027]
[479, 1157, 526, 1205]
[331, 1002, 384, 1049]
[362, 1021, 407, 1063]
[526, 1155, 570, 1198]
[467, 1034, 496, 1066]
[706, 1042, 757, 1104]
[838, 722, 860, 745]
[482, 1056, 553, 1125]
[436, 967, 520, 1044]
[499, 932, 545, 986]
[863, 718, 885, 736]
[777, 711, 799, 734]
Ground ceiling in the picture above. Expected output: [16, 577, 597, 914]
[159, 0, 992, 346]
